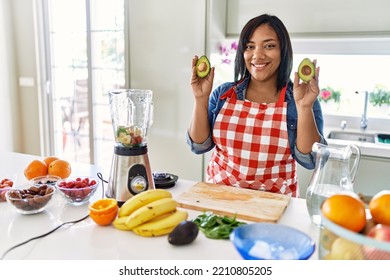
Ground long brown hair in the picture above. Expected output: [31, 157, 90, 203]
[234, 14, 293, 91]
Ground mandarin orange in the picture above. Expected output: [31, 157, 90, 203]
[48, 159, 72, 179]
[321, 193, 366, 233]
[24, 160, 48, 180]
[43, 156, 60, 167]
[369, 190, 390, 226]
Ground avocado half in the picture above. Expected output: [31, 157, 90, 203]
[298, 58, 315, 82]
[196, 55, 211, 78]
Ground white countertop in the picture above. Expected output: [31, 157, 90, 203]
[0, 152, 320, 260]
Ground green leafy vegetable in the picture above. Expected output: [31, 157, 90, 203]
[192, 211, 247, 239]
[116, 127, 127, 137]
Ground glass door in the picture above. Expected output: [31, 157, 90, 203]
[40, 0, 126, 173]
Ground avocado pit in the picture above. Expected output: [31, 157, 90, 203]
[195, 55, 211, 78]
[302, 65, 312, 76]
[298, 58, 315, 82]
[197, 62, 207, 72]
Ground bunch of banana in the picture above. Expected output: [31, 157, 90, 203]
[113, 189, 188, 237]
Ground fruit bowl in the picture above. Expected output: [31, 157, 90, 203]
[230, 223, 315, 260]
[30, 175, 62, 187]
[6, 184, 55, 214]
[56, 177, 99, 206]
[319, 214, 390, 259]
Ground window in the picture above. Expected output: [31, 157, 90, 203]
[40, 0, 125, 173]
[293, 54, 390, 118]
[292, 37, 390, 119]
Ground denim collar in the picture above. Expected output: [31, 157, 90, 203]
[234, 76, 250, 100]
[233, 75, 293, 102]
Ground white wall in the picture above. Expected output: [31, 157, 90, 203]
[0, 0, 20, 152]
[127, 0, 207, 181]
[7, 0, 41, 155]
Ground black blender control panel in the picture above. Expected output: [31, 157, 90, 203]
[127, 164, 149, 195]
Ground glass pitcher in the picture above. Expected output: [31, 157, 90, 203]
[306, 142, 361, 227]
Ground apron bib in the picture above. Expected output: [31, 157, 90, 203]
[207, 85, 298, 197]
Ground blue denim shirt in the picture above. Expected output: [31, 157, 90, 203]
[186, 76, 327, 169]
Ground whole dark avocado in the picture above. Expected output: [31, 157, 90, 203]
[168, 220, 199, 245]
[298, 58, 315, 82]
[196, 55, 211, 78]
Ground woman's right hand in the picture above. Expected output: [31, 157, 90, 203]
[190, 55, 215, 99]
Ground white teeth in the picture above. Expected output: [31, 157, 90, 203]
[253, 63, 266, 68]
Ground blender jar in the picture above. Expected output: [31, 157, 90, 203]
[109, 89, 153, 148]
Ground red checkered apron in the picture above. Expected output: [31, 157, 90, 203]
[207, 85, 298, 197]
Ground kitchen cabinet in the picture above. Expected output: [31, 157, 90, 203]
[226, 0, 390, 37]
[353, 155, 390, 196]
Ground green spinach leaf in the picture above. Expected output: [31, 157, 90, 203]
[192, 211, 246, 239]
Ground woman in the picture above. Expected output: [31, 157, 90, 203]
[186, 14, 327, 197]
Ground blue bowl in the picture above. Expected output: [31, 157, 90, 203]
[230, 223, 315, 260]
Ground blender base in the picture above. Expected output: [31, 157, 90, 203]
[106, 145, 155, 204]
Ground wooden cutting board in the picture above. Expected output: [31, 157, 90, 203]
[176, 182, 290, 223]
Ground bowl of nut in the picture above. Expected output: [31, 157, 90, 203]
[6, 184, 55, 214]
[56, 177, 99, 206]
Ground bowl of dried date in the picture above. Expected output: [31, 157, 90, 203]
[6, 184, 55, 214]
[0, 178, 14, 202]
[56, 177, 99, 206]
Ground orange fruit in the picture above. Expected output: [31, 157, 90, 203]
[24, 160, 48, 180]
[43, 156, 60, 167]
[369, 190, 390, 226]
[89, 198, 119, 226]
[321, 193, 366, 233]
[48, 159, 72, 179]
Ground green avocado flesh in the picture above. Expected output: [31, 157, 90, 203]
[298, 58, 315, 82]
[196, 55, 211, 78]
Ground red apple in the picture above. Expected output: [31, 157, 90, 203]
[363, 224, 390, 259]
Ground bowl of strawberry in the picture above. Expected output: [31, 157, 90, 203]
[56, 177, 99, 205]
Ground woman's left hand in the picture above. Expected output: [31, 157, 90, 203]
[293, 59, 320, 107]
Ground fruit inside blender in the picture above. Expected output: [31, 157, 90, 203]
[116, 125, 144, 147]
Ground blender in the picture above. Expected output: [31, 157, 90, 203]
[106, 89, 155, 205]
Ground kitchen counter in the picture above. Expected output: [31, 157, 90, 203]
[0, 152, 320, 260]
[323, 114, 390, 158]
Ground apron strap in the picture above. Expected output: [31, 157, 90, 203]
[276, 85, 288, 107]
[220, 86, 236, 100]
[220, 83, 288, 105]
[220, 78, 247, 100]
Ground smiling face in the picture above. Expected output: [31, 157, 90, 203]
[243, 24, 281, 84]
